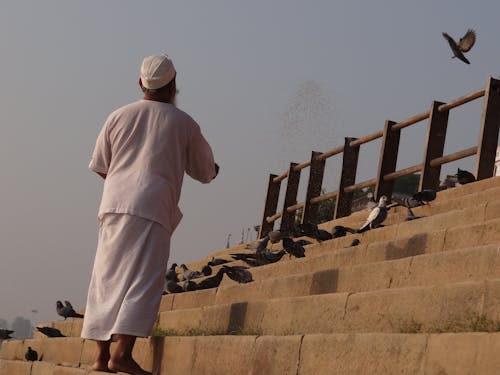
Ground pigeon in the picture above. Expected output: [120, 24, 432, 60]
[231, 249, 287, 267]
[331, 225, 357, 238]
[201, 264, 212, 276]
[207, 257, 230, 266]
[194, 268, 228, 290]
[25, 347, 38, 361]
[165, 263, 178, 282]
[412, 189, 437, 204]
[166, 280, 184, 294]
[223, 265, 253, 283]
[350, 239, 360, 247]
[0, 329, 14, 340]
[442, 29, 476, 64]
[293, 223, 332, 242]
[282, 238, 306, 258]
[183, 280, 197, 292]
[56, 300, 84, 320]
[456, 168, 476, 185]
[358, 196, 388, 233]
[294, 239, 313, 246]
[179, 264, 202, 281]
[36, 326, 65, 338]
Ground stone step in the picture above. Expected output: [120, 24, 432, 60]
[3, 332, 500, 374]
[156, 278, 500, 336]
[160, 244, 500, 311]
[193, 189, 500, 267]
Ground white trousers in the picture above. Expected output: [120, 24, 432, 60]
[81, 213, 171, 341]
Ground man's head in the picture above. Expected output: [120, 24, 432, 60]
[139, 54, 177, 103]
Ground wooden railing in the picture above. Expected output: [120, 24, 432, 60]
[258, 77, 500, 238]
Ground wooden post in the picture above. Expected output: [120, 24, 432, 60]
[301, 151, 326, 224]
[334, 137, 360, 219]
[419, 101, 449, 191]
[258, 174, 281, 239]
[475, 77, 500, 180]
[279, 163, 301, 234]
[375, 120, 400, 201]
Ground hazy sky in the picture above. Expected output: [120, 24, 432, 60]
[1, 1, 499, 325]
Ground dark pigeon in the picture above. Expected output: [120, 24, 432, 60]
[282, 238, 306, 258]
[0, 329, 14, 340]
[201, 265, 212, 276]
[25, 347, 38, 361]
[179, 264, 202, 281]
[331, 225, 357, 238]
[412, 189, 436, 203]
[406, 207, 422, 221]
[350, 239, 361, 247]
[166, 263, 178, 282]
[294, 239, 312, 246]
[56, 300, 84, 320]
[442, 29, 476, 64]
[183, 280, 197, 292]
[223, 265, 253, 283]
[293, 223, 332, 242]
[36, 326, 65, 338]
[166, 280, 184, 294]
[456, 168, 476, 185]
[194, 268, 227, 290]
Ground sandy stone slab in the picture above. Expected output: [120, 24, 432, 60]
[250, 335, 302, 375]
[172, 288, 217, 310]
[0, 359, 32, 374]
[298, 333, 427, 375]
[157, 336, 195, 375]
[37, 337, 84, 367]
[191, 335, 256, 375]
[344, 281, 485, 333]
[31, 361, 56, 375]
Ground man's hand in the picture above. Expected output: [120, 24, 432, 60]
[214, 163, 220, 178]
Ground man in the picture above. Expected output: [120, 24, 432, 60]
[81, 54, 218, 375]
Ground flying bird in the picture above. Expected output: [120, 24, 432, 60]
[56, 301, 84, 320]
[36, 326, 65, 338]
[0, 329, 14, 340]
[358, 196, 388, 233]
[25, 347, 38, 361]
[456, 168, 476, 185]
[442, 29, 476, 64]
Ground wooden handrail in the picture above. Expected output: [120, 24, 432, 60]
[316, 145, 344, 161]
[344, 178, 377, 193]
[286, 202, 305, 213]
[383, 164, 422, 182]
[266, 211, 283, 223]
[349, 131, 383, 147]
[392, 111, 430, 131]
[310, 190, 339, 204]
[429, 146, 477, 167]
[438, 89, 485, 112]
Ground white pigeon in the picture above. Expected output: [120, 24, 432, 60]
[358, 195, 388, 233]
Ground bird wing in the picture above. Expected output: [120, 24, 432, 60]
[365, 207, 381, 226]
[64, 301, 73, 309]
[442, 32, 459, 54]
[458, 29, 476, 52]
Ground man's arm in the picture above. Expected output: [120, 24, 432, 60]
[97, 172, 107, 179]
[186, 125, 217, 183]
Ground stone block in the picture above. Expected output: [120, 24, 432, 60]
[485, 199, 500, 221]
[344, 281, 485, 333]
[171, 288, 217, 310]
[0, 359, 32, 375]
[0, 340, 24, 360]
[250, 335, 302, 375]
[298, 333, 427, 375]
[424, 333, 494, 375]
[443, 221, 486, 250]
[482, 218, 500, 246]
[158, 336, 195, 375]
[259, 293, 350, 335]
[191, 335, 256, 375]
[159, 293, 174, 312]
[31, 361, 56, 375]
[39, 337, 84, 367]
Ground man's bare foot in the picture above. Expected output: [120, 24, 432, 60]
[91, 359, 116, 373]
[108, 357, 151, 375]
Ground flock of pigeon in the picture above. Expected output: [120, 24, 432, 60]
[164, 168, 477, 295]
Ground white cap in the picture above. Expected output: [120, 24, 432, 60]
[140, 54, 176, 90]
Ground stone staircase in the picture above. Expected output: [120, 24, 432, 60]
[2, 176, 500, 374]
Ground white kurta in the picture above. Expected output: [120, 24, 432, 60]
[82, 99, 216, 341]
